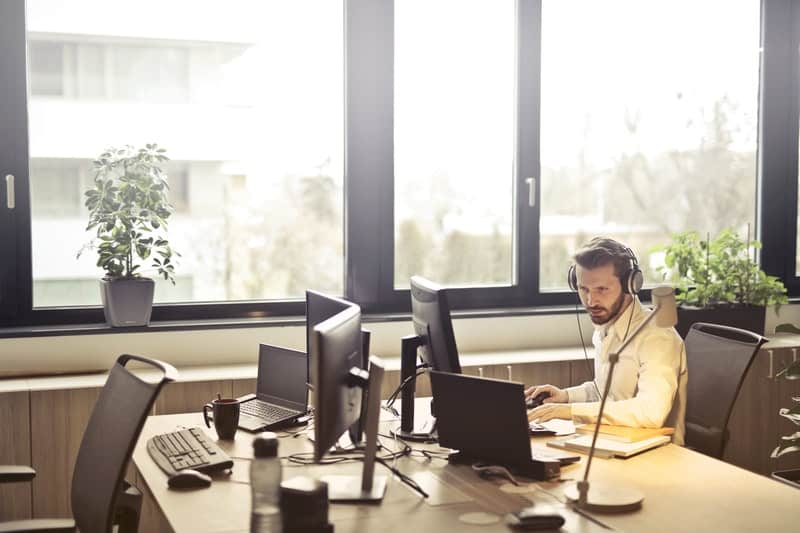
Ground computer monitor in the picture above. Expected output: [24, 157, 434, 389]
[310, 303, 387, 502]
[393, 275, 461, 441]
[306, 290, 370, 445]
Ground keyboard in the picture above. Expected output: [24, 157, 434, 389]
[146, 427, 234, 476]
[241, 399, 298, 424]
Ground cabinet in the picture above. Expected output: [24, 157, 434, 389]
[725, 343, 800, 476]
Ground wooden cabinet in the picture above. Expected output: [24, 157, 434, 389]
[0, 390, 31, 521]
[725, 345, 800, 476]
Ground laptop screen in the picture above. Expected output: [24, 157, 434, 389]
[257, 344, 308, 409]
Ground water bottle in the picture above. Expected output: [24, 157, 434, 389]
[250, 432, 282, 533]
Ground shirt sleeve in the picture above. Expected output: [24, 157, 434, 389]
[570, 328, 683, 428]
[565, 381, 599, 404]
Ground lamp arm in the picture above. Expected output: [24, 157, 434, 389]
[577, 302, 664, 507]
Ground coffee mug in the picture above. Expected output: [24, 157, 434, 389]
[203, 397, 240, 440]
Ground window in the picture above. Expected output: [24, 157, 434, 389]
[394, 0, 515, 288]
[21, 0, 344, 315]
[2, 0, 800, 327]
[539, 0, 760, 290]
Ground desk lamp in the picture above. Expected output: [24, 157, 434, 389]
[564, 286, 678, 513]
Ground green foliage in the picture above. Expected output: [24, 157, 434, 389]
[654, 228, 787, 309]
[78, 144, 179, 283]
[771, 359, 800, 459]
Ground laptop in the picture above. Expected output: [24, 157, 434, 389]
[238, 344, 308, 432]
[429, 371, 579, 480]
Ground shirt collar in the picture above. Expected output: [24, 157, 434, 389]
[593, 297, 639, 342]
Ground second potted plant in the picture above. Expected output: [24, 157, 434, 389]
[654, 228, 787, 337]
[78, 143, 179, 327]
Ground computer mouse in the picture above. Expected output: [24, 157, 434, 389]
[167, 469, 212, 489]
[525, 391, 550, 410]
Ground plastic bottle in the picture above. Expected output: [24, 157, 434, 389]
[250, 432, 282, 533]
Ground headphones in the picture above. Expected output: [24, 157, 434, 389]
[567, 244, 643, 295]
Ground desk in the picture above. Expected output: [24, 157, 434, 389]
[132, 412, 798, 533]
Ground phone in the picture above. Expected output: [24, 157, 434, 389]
[505, 505, 565, 531]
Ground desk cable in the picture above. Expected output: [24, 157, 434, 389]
[382, 364, 428, 417]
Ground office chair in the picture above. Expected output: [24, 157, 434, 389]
[684, 322, 766, 459]
[0, 354, 178, 533]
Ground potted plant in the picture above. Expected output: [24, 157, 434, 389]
[771, 358, 800, 489]
[654, 228, 787, 337]
[78, 144, 179, 326]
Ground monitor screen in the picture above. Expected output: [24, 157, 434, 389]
[310, 304, 364, 462]
[306, 290, 353, 361]
[410, 276, 461, 373]
[257, 344, 307, 410]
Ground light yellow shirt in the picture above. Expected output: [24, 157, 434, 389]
[565, 298, 687, 445]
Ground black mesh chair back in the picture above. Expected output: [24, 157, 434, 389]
[684, 322, 765, 459]
[71, 354, 177, 533]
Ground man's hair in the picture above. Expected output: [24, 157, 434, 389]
[573, 237, 635, 281]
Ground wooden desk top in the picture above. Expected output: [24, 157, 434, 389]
[132, 412, 798, 533]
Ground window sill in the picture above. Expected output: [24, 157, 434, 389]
[0, 304, 582, 340]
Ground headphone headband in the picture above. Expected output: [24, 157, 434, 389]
[567, 244, 643, 295]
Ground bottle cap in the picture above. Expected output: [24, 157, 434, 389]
[252, 432, 279, 458]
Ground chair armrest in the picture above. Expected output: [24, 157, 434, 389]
[0, 519, 75, 532]
[0, 466, 35, 483]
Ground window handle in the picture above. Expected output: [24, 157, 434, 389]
[5, 174, 14, 209]
[525, 177, 536, 207]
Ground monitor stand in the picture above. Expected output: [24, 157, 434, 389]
[390, 334, 438, 442]
[321, 356, 387, 502]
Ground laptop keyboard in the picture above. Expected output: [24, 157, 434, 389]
[241, 399, 297, 423]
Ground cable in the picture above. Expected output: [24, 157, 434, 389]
[375, 457, 429, 498]
[384, 365, 428, 410]
[575, 295, 601, 398]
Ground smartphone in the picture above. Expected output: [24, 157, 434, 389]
[505, 505, 565, 531]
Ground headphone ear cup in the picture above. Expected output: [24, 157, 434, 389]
[628, 267, 644, 295]
[567, 264, 578, 292]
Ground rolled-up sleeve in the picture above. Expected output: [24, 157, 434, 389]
[570, 328, 682, 428]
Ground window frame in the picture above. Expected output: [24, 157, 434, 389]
[2, 0, 799, 329]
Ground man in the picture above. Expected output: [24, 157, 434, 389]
[527, 237, 687, 445]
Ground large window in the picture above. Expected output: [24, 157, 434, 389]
[23, 0, 344, 311]
[394, 0, 515, 288]
[2, 0, 800, 326]
[540, 0, 760, 289]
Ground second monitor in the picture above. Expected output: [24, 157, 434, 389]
[393, 275, 461, 441]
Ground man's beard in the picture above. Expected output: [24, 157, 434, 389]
[587, 291, 627, 325]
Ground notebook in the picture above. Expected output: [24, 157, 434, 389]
[547, 434, 671, 458]
[237, 344, 308, 432]
[429, 371, 579, 480]
[575, 423, 674, 443]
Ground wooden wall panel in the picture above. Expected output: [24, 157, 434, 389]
[154, 380, 232, 415]
[772, 349, 800, 474]
[232, 379, 257, 398]
[725, 350, 775, 475]
[30, 387, 101, 518]
[0, 391, 32, 521]
[570, 357, 595, 388]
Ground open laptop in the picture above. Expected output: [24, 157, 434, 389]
[238, 344, 308, 432]
[430, 371, 579, 480]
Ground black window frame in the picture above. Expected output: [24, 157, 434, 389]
[1, 0, 799, 329]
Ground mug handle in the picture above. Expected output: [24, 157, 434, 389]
[203, 403, 213, 428]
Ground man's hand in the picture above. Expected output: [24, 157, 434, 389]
[528, 402, 572, 422]
[524, 384, 568, 404]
